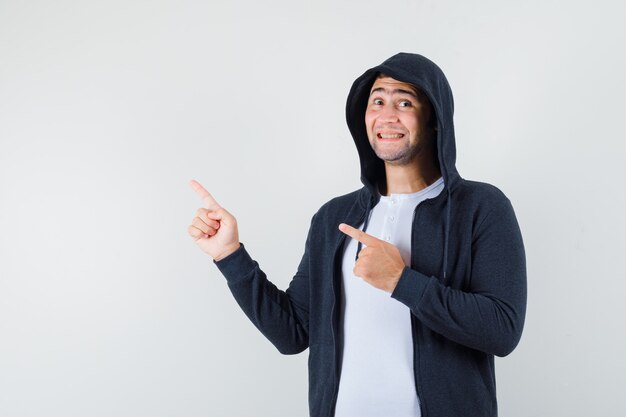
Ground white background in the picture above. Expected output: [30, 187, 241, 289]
[1, 0, 625, 416]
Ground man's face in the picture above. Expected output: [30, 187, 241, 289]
[365, 76, 434, 166]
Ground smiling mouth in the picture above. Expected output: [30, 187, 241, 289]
[377, 133, 404, 139]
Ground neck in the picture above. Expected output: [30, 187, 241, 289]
[380, 152, 441, 196]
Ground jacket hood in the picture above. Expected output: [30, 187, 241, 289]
[346, 52, 460, 203]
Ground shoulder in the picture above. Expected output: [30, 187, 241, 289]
[453, 178, 512, 208]
[305, 188, 364, 229]
[316, 188, 362, 214]
[451, 178, 520, 229]
[452, 179, 522, 239]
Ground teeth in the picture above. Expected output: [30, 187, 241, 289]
[379, 133, 404, 139]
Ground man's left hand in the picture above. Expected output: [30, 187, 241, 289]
[338, 223, 406, 293]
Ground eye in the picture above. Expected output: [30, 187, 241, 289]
[398, 100, 413, 108]
[372, 98, 383, 105]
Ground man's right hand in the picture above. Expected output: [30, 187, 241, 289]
[188, 179, 241, 261]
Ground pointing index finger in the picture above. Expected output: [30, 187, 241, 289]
[189, 179, 221, 210]
[338, 223, 381, 246]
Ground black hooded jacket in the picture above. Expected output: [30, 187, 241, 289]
[215, 53, 527, 417]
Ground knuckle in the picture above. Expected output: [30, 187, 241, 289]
[187, 225, 199, 237]
[192, 218, 208, 232]
[218, 208, 236, 222]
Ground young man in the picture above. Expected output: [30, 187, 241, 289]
[188, 53, 527, 417]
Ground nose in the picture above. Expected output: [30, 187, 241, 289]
[378, 104, 399, 123]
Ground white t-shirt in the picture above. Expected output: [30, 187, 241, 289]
[334, 177, 444, 417]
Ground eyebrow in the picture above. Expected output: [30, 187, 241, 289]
[369, 87, 419, 99]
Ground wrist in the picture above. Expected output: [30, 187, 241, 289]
[214, 243, 241, 262]
[388, 265, 405, 293]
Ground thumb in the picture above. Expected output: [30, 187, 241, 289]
[207, 207, 233, 222]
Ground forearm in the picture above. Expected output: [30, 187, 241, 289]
[214, 243, 309, 355]
[391, 266, 526, 357]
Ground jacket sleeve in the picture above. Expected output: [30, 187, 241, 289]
[391, 198, 527, 357]
[212, 215, 315, 355]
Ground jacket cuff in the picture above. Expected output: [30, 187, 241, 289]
[213, 243, 256, 284]
[391, 266, 432, 310]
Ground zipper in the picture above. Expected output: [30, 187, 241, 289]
[411, 204, 427, 417]
[328, 211, 366, 417]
